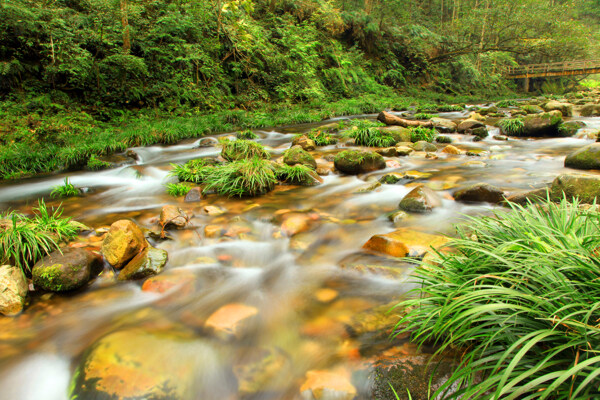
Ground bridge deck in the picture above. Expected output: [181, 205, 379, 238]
[506, 60, 600, 79]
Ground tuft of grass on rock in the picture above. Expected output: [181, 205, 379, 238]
[221, 139, 270, 162]
[165, 182, 192, 197]
[169, 158, 217, 184]
[414, 113, 436, 120]
[498, 117, 525, 136]
[236, 130, 258, 140]
[274, 164, 319, 186]
[50, 177, 79, 198]
[409, 126, 437, 142]
[203, 157, 277, 197]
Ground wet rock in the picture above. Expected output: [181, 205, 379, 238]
[0, 265, 28, 316]
[431, 117, 457, 133]
[521, 104, 544, 114]
[494, 135, 509, 141]
[376, 147, 397, 157]
[197, 137, 219, 147]
[441, 145, 461, 155]
[284, 146, 317, 169]
[234, 347, 293, 396]
[379, 173, 403, 185]
[471, 126, 489, 139]
[118, 246, 168, 281]
[300, 368, 357, 400]
[281, 213, 316, 236]
[398, 185, 442, 213]
[410, 141, 437, 152]
[462, 160, 487, 168]
[69, 328, 236, 400]
[543, 100, 573, 117]
[32, 248, 102, 292]
[339, 253, 412, 279]
[388, 210, 409, 225]
[202, 205, 226, 216]
[565, 143, 600, 170]
[551, 173, 600, 204]
[395, 146, 414, 156]
[522, 111, 563, 137]
[159, 205, 188, 229]
[401, 171, 432, 180]
[380, 126, 412, 143]
[363, 228, 450, 258]
[355, 181, 382, 193]
[292, 135, 317, 151]
[504, 187, 549, 206]
[377, 111, 433, 128]
[581, 104, 600, 117]
[558, 121, 582, 137]
[334, 150, 386, 175]
[101, 220, 148, 269]
[205, 303, 259, 339]
[453, 183, 505, 204]
[457, 119, 485, 133]
[183, 187, 202, 203]
[125, 150, 139, 160]
[142, 270, 197, 294]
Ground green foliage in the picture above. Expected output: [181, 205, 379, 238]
[203, 157, 277, 197]
[274, 164, 318, 186]
[221, 139, 270, 162]
[435, 135, 452, 143]
[409, 126, 437, 143]
[86, 155, 112, 171]
[169, 159, 216, 184]
[50, 178, 79, 198]
[413, 113, 435, 120]
[521, 105, 542, 114]
[306, 129, 338, 146]
[341, 119, 396, 147]
[498, 118, 525, 136]
[0, 200, 78, 274]
[165, 183, 192, 197]
[394, 198, 600, 399]
[236, 130, 259, 140]
[495, 99, 520, 108]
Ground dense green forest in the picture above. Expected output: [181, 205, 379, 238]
[0, 0, 599, 178]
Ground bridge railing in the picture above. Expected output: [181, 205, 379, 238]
[506, 60, 600, 77]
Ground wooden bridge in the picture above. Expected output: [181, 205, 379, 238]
[506, 60, 600, 91]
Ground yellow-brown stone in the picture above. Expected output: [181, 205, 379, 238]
[101, 220, 147, 269]
[363, 229, 450, 258]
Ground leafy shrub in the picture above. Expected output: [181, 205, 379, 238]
[50, 177, 79, 198]
[221, 139, 270, 162]
[0, 200, 78, 274]
[409, 126, 437, 142]
[236, 130, 258, 140]
[395, 198, 600, 399]
[498, 118, 525, 136]
[436, 104, 464, 112]
[86, 155, 112, 171]
[203, 157, 277, 197]
[165, 183, 192, 197]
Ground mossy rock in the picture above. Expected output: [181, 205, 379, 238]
[399, 185, 442, 213]
[379, 126, 412, 143]
[410, 141, 437, 152]
[32, 248, 102, 292]
[283, 146, 317, 170]
[550, 173, 600, 204]
[118, 246, 168, 281]
[521, 105, 544, 114]
[580, 104, 600, 117]
[565, 143, 600, 170]
[558, 121, 583, 137]
[453, 183, 505, 204]
[334, 150, 385, 175]
[522, 111, 563, 137]
[542, 100, 573, 117]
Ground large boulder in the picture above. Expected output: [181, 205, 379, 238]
[431, 117, 457, 133]
[543, 100, 573, 117]
[503, 187, 549, 206]
[334, 150, 385, 175]
[580, 104, 600, 117]
[69, 328, 236, 400]
[0, 265, 28, 316]
[453, 183, 505, 204]
[363, 229, 450, 258]
[32, 248, 102, 292]
[292, 135, 317, 151]
[398, 185, 442, 213]
[101, 220, 148, 269]
[457, 119, 485, 133]
[522, 111, 563, 137]
[565, 143, 600, 170]
[551, 173, 600, 204]
[411, 141, 437, 152]
[118, 246, 168, 281]
[283, 146, 317, 170]
[380, 126, 412, 143]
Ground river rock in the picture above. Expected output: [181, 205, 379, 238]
[292, 135, 317, 151]
[118, 246, 168, 281]
[398, 185, 442, 213]
[284, 146, 317, 169]
[411, 141, 437, 152]
[281, 213, 314, 236]
[69, 328, 236, 400]
[159, 205, 188, 229]
[197, 137, 219, 147]
[235, 347, 293, 396]
[300, 368, 357, 400]
[363, 228, 449, 258]
[395, 146, 414, 156]
[457, 119, 485, 133]
[101, 220, 148, 269]
[453, 183, 505, 204]
[184, 187, 202, 203]
[142, 270, 197, 294]
[376, 147, 397, 157]
[334, 150, 385, 175]
[522, 111, 563, 136]
[504, 187, 549, 206]
[431, 117, 457, 133]
[441, 145, 461, 155]
[543, 100, 573, 117]
[338, 253, 412, 279]
[32, 248, 102, 292]
[521, 104, 544, 114]
[469, 112, 486, 121]
[580, 104, 600, 117]
[379, 173, 403, 185]
[471, 126, 489, 139]
[380, 126, 412, 142]
[565, 143, 600, 170]
[205, 303, 259, 340]
[0, 265, 28, 316]
[551, 173, 600, 204]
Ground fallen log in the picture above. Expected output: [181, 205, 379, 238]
[377, 111, 434, 128]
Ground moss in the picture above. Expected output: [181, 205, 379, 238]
[283, 147, 317, 169]
[221, 139, 270, 162]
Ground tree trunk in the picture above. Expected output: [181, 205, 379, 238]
[120, 0, 131, 53]
[378, 111, 434, 128]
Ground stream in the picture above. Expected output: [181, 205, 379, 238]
[0, 108, 598, 400]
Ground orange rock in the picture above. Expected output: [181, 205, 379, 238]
[315, 288, 338, 303]
[101, 220, 148, 269]
[205, 303, 259, 339]
[363, 228, 450, 258]
[300, 368, 357, 400]
[281, 214, 312, 236]
[141, 271, 196, 294]
[204, 225, 225, 238]
[441, 144, 462, 155]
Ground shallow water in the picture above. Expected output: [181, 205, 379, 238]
[0, 112, 597, 399]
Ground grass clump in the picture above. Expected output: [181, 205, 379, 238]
[409, 126, 437, 142]
[498, 117, 525, 136]
[342, 119, 396, 147]
[165, 183, 192, 197]
[221, 139, 270, 162]
[394, 198, 600, 399]
[0, 200, 78, 274]
[305, 129, 338, 146]
[50, 177, 79, 198]
[495, 99, 520, 108]
[203, 157, 277, 197]
[274, 164, 319, 186]
[236, 130, 259, 140]
[86, 155, 112, 171]
[170, 158, 217, 184]
[414, 113, 436, 120]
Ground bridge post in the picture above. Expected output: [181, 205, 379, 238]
[523, 77, 530, 92]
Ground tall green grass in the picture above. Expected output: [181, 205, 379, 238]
[394, 198, 600, 399]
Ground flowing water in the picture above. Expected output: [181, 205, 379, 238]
[0, 110, 598, 399]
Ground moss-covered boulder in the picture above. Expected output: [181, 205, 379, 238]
[399, 185, 442, 213]
[551, 173, 600, 204]
[521, 105, 544, 114]
[291, 135, 317, 151]
[542, 100, 573, 117]
[379, 126, 412, 142]
[333, 150, 385, 175]
[431, 117, 457, 133]
[457, 119, 485, 133]
[69, 328, 236, 400]
[558, 121, 584, 137]
[410, 141, 437, 152]
[283, 146, 317, 169]
[32, 248, 102, 292]
[580, 104, 600, 117]
[565, 143, 600, 170]
[503, 187, 549, 206]
[118, 246, 168, 281]
[101, 220, 148, 269]
[522, 111, 563, 137]
[453, 183, 505, 204]
[0, 265, 28, 316]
